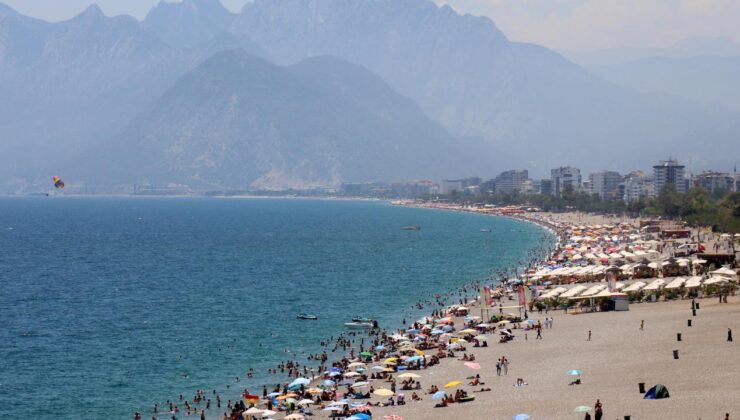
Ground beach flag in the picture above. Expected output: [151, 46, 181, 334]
[243, 392, 260, 405]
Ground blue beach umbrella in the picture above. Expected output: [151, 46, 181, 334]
[322, 380, 336, 386]
[407, 329, 420, 334]
[432, 391, 446, 400]
[288, 383, 302, 391]
[353, 414, 371, 420]
[567, 370, 582, 376]
[441, 325, 454, 332]
[431, 329, 444, 335]
[328, 371, 342, 377]
[291, 377, 310, 386]
[371, 365, 385, 371]
[513, 414, 531, 420]
[375, 345, 386, 351]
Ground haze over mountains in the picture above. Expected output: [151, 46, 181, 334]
[1, 0, 738, 192]
[566, 37, 740, 113]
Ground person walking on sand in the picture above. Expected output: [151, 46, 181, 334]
[496, 359, 502, 376]
[594, 399, 603, 420]
[587, 330, 592, 341]
[640, 320, 644, 331]
[729, 328, 733, 342]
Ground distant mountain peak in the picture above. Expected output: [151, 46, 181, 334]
[75, 4, 105, 21]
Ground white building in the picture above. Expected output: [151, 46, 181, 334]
[551, 166, 582, 197]
[589, 171, 622, 201]
[623, 172, 654, 202]
[493, 169, 529, 193]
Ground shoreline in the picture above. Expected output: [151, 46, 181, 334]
[210, 202, 739, 420]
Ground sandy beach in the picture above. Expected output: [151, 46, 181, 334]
[356, 296, 740, 419]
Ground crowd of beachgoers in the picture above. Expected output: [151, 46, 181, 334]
[134, 205, 740, 420]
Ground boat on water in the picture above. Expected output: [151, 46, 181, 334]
[297, 314, 318, 320]
[352, 316, 375, 323]
[344, 322, 374, 329]
[402, 225, 421, 231]
[480, 228, 491, 232]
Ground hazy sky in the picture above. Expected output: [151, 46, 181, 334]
[3, 0, 740, 51]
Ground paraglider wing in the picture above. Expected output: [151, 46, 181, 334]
[53, 176, 65, 189]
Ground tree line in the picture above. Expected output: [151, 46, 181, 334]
[424, 186, 740, 233]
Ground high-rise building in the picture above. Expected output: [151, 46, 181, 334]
[493, 170, 529, 193]
[694, 171, 734, 194]
[623, 171, 653, 202]
[550, 166, 582, 197]
[653, 158, 686, 194]
[589, 171, 622, 200]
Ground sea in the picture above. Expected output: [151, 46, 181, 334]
[0, 197, 551, 419]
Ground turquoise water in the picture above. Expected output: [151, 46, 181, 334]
[0, 197, 549, 419]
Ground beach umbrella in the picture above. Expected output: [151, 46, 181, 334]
[444, 380, 462, 388]
[360, 351, 373, 357]
[398, 373, 420, 379]
[348, 362, 366, 368]
[344, 371, 361, 377]
[352, 381, 370, 387]
[297, 399, 313, 405]
[373, 388, 394, 397]
[371, 365, 385, 371]
[321, 380, 336, 386]
[405, 355, 423, 363]
[414, 349, 425, 356]
[431, 329, 445, 335]
[244, 407, 263, 415]
[306, 388, 323, 394]
[574, 406, 591, 413]
[432, 391, 447, 400]
[375, 345, 386, 351]
[513, 415, 530, 420]
[459, 328, 477, 334]
[284, 415, 305, 420]
[567, 370, 582, 376]
[464, 362, 481, 370]
[384, 357, 399, 364]
[291, 377, 310, 386]
[474, 335, 488, 341]
[323, 406, 342, 411]
[267, 392, 282, 397]
[328, 371, 342, 377]
[352, 414, 371, 420]
[261, 410, 277, 417]
[441, 325, 454, 332]
[497, 320, 510, 326]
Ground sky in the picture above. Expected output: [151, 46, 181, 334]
[3, 0, 740, 51]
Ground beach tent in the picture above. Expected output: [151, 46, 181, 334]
[644, 384, 670, 399]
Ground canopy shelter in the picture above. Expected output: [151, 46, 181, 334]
[684, 276, 703, 288]
[664, 277, 686, 290]
[560, 285, 587, 298]
[622, 281, 646, 292]
[643, 278, 666, 291]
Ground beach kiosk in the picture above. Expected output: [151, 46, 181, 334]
[608, 292, 629, 311]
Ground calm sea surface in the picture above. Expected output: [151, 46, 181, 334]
[0, 197, 549, 418]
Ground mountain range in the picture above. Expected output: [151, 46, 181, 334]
[1, 0, 738, 192]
